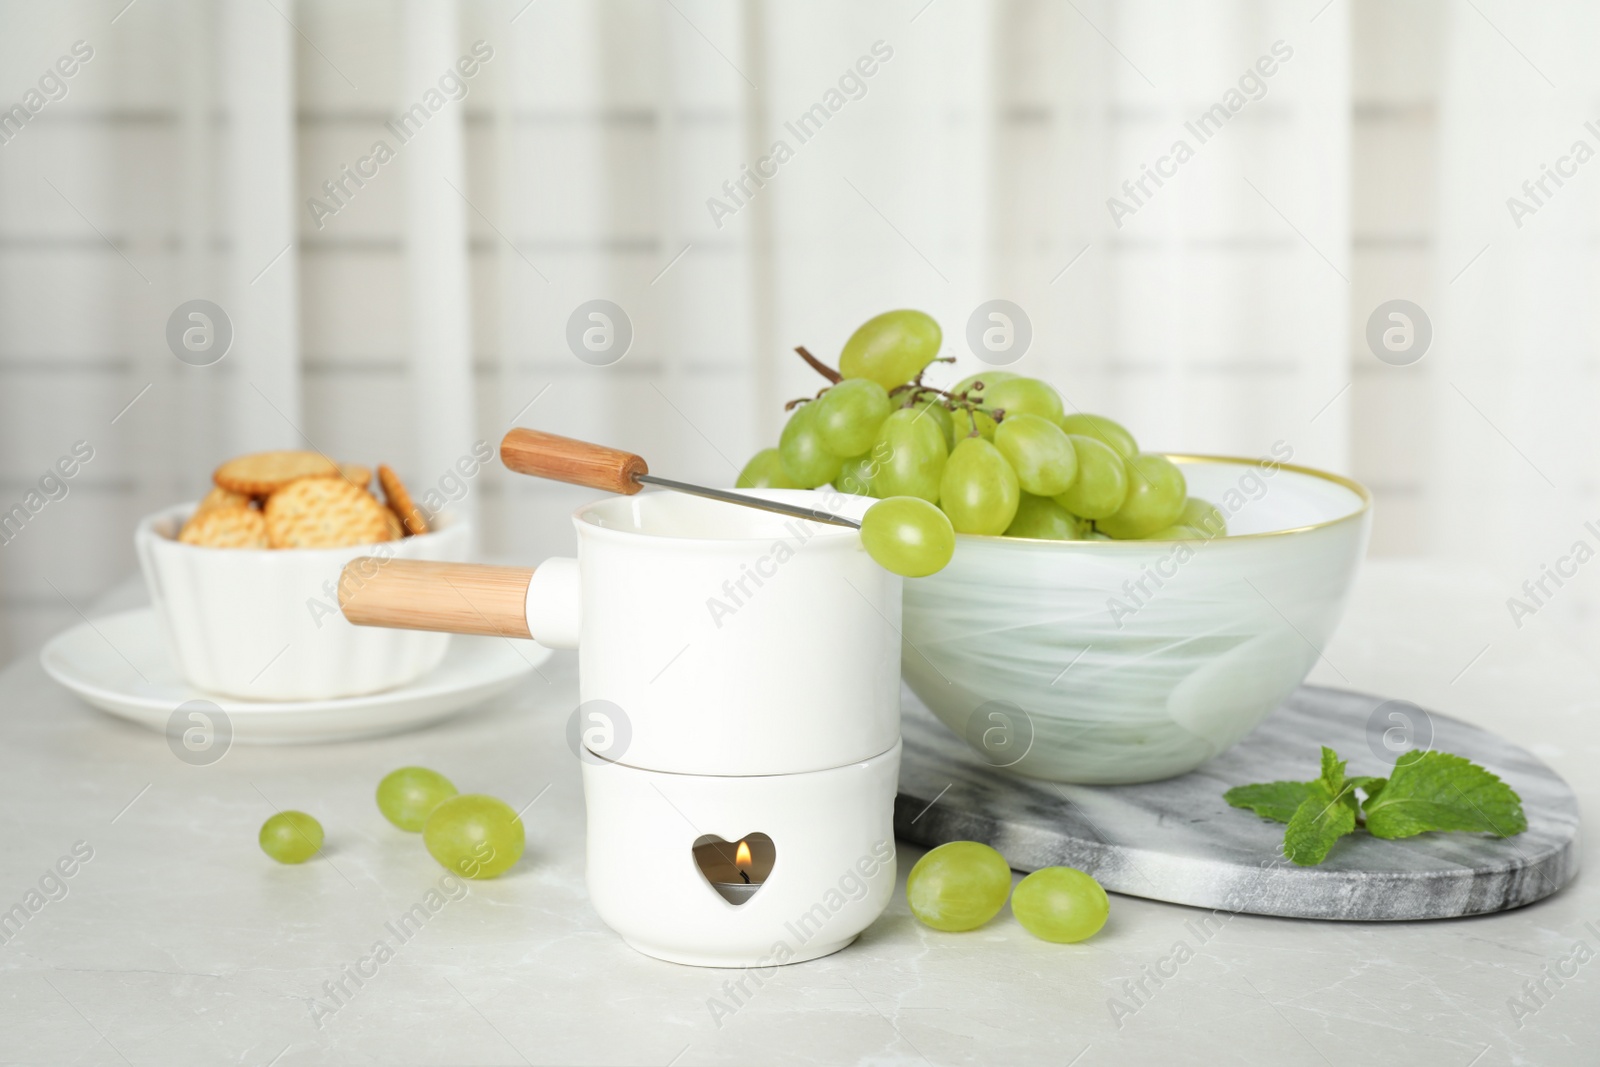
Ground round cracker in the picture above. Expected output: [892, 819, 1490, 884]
[178, 505, 270, 549]
[214, 451, 340, 496]
[264, 476, 396, 549]
[378, 464, 429, 536]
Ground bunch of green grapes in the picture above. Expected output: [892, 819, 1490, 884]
[737, 311, 1229, 576]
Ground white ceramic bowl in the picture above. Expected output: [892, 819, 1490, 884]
[136, 504, 471, 701]
[902, 455, 1371, 784]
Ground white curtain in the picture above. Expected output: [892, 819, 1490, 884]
[221, 0, 302, 452]
[2, 0, 1595, 662]
[1433, 0, 1600, 640]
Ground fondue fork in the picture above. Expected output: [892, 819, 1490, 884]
[499, 427, 862, 530]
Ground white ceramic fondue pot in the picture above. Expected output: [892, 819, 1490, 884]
[340, 429, 903, 966]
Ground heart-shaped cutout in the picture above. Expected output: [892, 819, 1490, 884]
[692, 833, 775, 906]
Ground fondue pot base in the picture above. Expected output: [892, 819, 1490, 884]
[581, 742, 901, 968]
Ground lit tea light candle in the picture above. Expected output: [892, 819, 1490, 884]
[711, 839, 761, 905]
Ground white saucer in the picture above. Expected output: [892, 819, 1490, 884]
[41, 607, 551, 744]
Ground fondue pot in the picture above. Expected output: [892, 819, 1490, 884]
[341, 429, 902, 967]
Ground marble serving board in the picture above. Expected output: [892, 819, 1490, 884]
[895, 684, 1580, 920]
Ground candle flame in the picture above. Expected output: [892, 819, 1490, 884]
[735, 840, 752, 870]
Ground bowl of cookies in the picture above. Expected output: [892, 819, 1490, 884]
[135, 451, 471, 701]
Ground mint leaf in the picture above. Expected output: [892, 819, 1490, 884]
[1318, 746, 1346, 794]
[1362, 750, 1527, 840]
[1280, 747, 1360, 866]
[1224, 780, 1316, 823]
[1283, 783, 1358, 866]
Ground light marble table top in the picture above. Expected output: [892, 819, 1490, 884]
[1, 560, 1595, 1067]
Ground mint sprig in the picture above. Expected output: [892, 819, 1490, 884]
[1223, 745, 1525, 866]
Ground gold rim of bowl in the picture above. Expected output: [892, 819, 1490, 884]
[966, 453, 1373, 546]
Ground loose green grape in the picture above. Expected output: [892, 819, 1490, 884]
[906, 841, 1012, 932]
[259, 811, 324, 865]
[377, 767, 459, 832]
[871, 408, 947, 503]
[835, 452, 878, 496]
[1011, 867, 1109, 943]
[423, 794, 525, 880]
[1097, 454, 1187, 539]
[1053, 435, 1128, 520]
[778, 402, 844, 489]
[860, 496, 956, 577]
[1057, 413, 1137, 459]
[1084, 530, 1112, 540]
[939, 437, 1019, 535]
[984, 377, 1064, 424]
[951, 371, 1016, 403]
[993, 414, 1078, 497]
[839, 310, 942, 390]
[814, 379, 892, 457]
[736, 448, 797, 490]
[950, 406, 997, 440]
[1004, 494, 1080, 540]
[1180, 497, 1227, 538]
[905, 395, 955, 450]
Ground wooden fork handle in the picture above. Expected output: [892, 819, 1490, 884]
[500, 427, 647, 495]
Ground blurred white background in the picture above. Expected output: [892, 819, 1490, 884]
[0, 0, 1595, 666]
